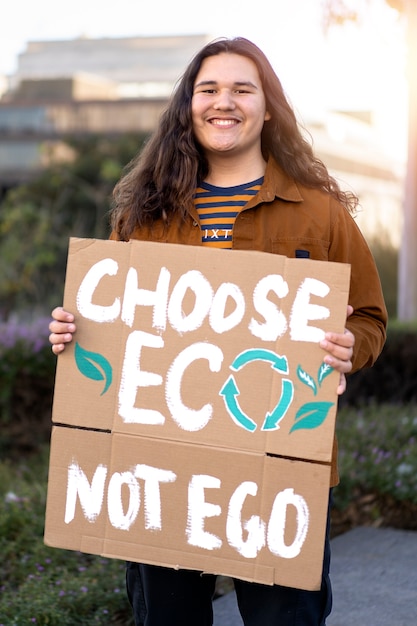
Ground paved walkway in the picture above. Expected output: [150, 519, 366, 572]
[213, 527, 417, 626]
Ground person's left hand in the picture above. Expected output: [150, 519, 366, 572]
[319, 305, 355, 395]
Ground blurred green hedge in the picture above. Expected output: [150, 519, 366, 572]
[340, 324, 417, 408]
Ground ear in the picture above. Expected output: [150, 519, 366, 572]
[264, 110, 272, 122]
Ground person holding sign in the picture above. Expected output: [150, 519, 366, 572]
[49, 37, 387, 626]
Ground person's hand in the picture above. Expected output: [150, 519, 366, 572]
[319, 305, 354, 395]
[49, 307, 76, 355]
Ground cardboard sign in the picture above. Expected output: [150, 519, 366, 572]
[45, 238, 351, 590]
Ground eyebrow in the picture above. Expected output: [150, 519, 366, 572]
[194, 80, 259, 90]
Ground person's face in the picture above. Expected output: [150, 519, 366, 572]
[191, 52, 271, 160]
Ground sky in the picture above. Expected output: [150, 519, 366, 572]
[0, 0, 407, 155]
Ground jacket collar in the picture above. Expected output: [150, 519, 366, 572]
[189, 155, 303, 221]
[256, 155, 304, 204]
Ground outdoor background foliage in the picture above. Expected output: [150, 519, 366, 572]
[0, 133, 147, 319]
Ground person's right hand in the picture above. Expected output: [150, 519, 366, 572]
[49, 307, 76, 355]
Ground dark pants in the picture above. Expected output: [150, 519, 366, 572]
[126, 493, 333, 626]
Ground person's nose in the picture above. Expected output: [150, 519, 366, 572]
[213, 89, 235, 110]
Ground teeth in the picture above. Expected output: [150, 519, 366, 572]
[211, 119, 237, 126]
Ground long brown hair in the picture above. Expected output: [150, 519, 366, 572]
[111, 37, 358, 240]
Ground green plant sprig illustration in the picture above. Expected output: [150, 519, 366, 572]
[291, 363, 335, 433]
[74, 342, 113, 395]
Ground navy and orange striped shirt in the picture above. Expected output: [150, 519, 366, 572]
[194, 177, 263, 249]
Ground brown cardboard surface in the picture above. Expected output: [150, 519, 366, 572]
[45, 425, 331, 590]
[45, 238, 350, 590]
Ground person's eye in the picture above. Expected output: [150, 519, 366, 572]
[194, 88, 215, 95]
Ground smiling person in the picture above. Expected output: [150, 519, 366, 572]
[49, 37, 387, 626]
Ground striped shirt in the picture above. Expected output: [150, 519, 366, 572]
[194, 177, 263, 249]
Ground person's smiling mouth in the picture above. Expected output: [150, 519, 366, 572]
[208, 118, 240, 127]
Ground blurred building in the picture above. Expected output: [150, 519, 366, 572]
[9, 34, 211, 97]
[305, 110, 404, 247]
[0, 33, 404, 245]
[0, 75, 7, 100]
[0, 34, 210, 193]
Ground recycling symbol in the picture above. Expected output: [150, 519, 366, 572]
[219, 349, 294, 432]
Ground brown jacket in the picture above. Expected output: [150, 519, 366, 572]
[111, 156, 388, 485]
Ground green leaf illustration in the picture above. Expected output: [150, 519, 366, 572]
[74, 342, 113, 395]
[318, 363, 334, 387]
[289, 401, 334, 433]
[296, 365, 317, 395]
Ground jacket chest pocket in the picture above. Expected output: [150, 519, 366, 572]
[271, 237, 330, 260]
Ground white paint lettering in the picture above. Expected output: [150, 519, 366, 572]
[290, 278, 330, 342]
[168, 270, 213, 333]
[121, 266, 171, 331]
[267, 488, 309, 558]
[65, 462, 107, 524]
[187, 474, 222, 550]
[107, 470, 140, 531]
[226, 481, 266, 558]
[209, 282, 245, 334]
[119, 330, 165, 424]
[76, 258, 120, 322]
[249, 274, 289, 341]
[165, 343, 223, 431]
[134, 465, 177, 530]
[65, 461, 312, 562]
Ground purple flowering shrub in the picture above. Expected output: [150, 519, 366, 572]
[0, 316, 56, 455]
[0, 316, 51, 356]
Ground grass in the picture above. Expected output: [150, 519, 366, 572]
[335, 403, 417, 510]
[1, 403, 417, 623]
[0, 447, 134, 625]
